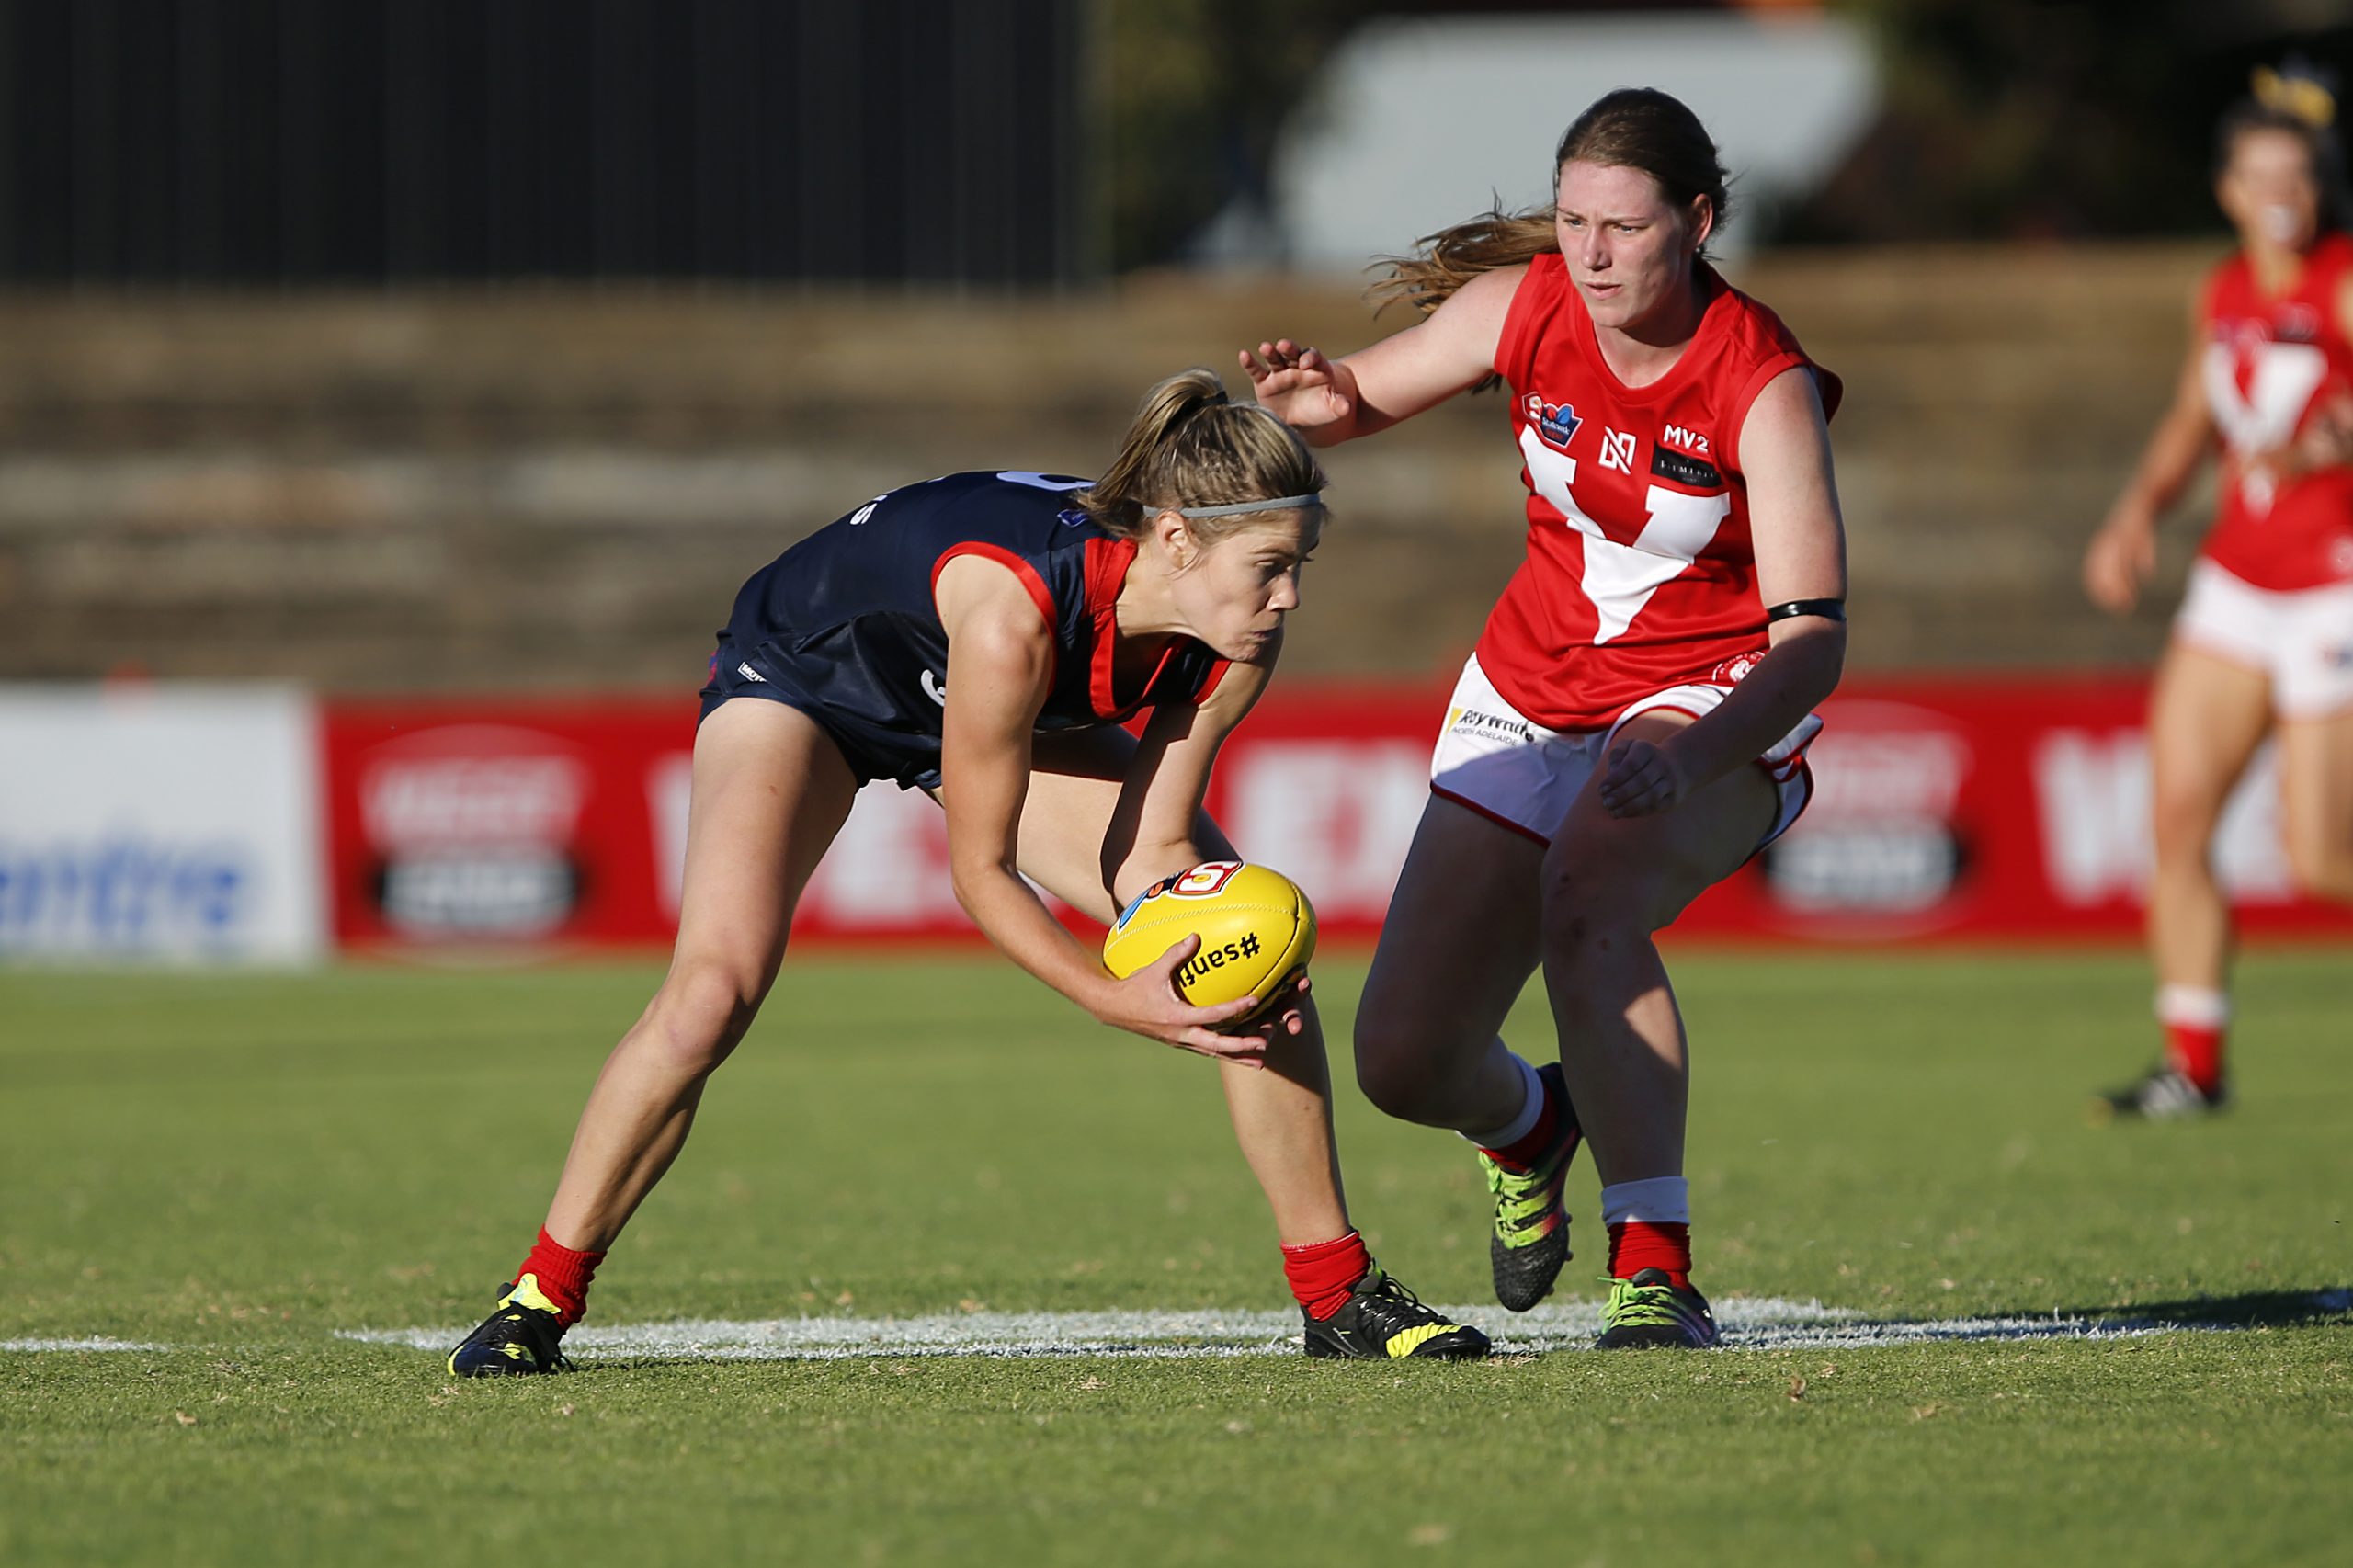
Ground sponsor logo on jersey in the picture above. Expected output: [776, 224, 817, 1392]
[1652, 446, 1722, 489]
[1598, 427, 1637, 474]
[2278, 302, 2322, 343]
[1710, 652, 1766, 685]
[1056, 507, 1089, 528]
[1524, 392, 1583, 450]
[1663, 423, 1711, 455]
[920, 669, 948, 706]
[737, 662, 767, 684]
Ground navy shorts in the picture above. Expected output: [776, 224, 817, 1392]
[698, 635, 944, 791]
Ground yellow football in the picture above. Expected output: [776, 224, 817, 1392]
[1101, 859, 1317, 1016]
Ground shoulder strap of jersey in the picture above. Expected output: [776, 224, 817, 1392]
[1493, 252, 1568, 391]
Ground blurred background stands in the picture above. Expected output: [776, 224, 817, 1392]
[0, 0, 2347, 691]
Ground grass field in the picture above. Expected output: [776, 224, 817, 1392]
[4, 949, 2349, 1566]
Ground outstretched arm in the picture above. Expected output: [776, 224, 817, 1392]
[934, 557, 1267, 1061]
[1241, 264, 1526, 445]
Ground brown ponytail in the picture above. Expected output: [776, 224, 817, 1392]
[1079, 369, 1326, 541]
[1371, 86, 1733, 318]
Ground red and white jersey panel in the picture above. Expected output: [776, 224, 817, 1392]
[2199, 232, 2353, 588]
[1479, 253, 1842, 732]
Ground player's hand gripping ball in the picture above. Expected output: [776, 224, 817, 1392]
[1102, 860, 1317, 1020]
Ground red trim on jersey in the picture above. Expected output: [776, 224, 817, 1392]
[1430, 784, 1553, 846]
[931, 543, 1058, 631]
[932, 542, 1062, 697]
[1082, 535, 1172, 720]
[1080, 535, 1225, 718]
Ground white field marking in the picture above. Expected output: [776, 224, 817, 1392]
[1, 1337, 169, 1353]
[331, 1294, 2334, 1364]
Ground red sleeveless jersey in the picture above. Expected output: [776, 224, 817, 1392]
[2198, 231, 2353, 590]
[1478, 252, 1841, 731]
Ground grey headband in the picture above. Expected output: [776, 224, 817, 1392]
[1175, 493, 1325, 519]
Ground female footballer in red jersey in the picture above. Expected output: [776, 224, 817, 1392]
[448, 371, 1487, 1373]
[1245, 89, 1846, 1346]
[2082, 68, 2353, 1119]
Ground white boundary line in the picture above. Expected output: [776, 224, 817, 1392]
[329, 1296, 2304, 1362]
[13, 1291, 2341, 1360]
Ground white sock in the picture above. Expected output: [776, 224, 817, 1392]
[1459, 1048, 1543, 1152]
[1600, 1176, 1689, 1227]
[2155, 985, 2230, 1029]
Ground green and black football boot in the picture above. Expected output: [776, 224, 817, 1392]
[1477, 1062, 1583, 1311]
[447, 1274, 574, 1377]
[1595, 1267, 1720, 1349]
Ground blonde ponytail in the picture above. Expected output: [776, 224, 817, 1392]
[1080, 369, 1326, 540]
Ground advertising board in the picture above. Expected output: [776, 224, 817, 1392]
[316, 677, 2353, 953]
[0, 685, 324, 961]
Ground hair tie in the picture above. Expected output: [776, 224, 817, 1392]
[1176, 493, 1325, 519]
[2255, 64, 2336, 130]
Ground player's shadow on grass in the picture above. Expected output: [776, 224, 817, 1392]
[2057, 1286, 2351, 1331]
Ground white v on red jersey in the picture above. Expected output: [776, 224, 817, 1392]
[2199, 231, 2353, 589]
[1480, 252, 1842, 731]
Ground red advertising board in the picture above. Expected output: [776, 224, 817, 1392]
[320, 678, 2353, 954]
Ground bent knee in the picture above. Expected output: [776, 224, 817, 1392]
[642, 957, 772, 1075]
[2149, 783, 2231, 860]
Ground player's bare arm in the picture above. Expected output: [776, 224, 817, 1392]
[1097, 650, 1312, 1040]
[1601, 367, 1847, 817]
[935, 556, 1266, 1060]
[2085, 303, 2215, 614]
[1242, 264, 1524, 444]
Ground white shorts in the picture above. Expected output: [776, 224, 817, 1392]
[2174, 560, 2353, 720]
[1427, 654, 1822, 847]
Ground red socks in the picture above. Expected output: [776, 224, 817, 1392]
[2157, 985, 2229, 1096]
[1479, 1075, 1562, 1173]
[2164, 1022, 2226, 1096]
[514, 1227, 606, 1327]
[1281, 1230, 1372, 1321]
[1608, 1221, 1691, 1289]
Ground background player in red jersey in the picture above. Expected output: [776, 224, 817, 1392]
[447, 370, 1488, 1373]
[2082, 68, 2353, 1120]
[1245, 88, 1846, 1347]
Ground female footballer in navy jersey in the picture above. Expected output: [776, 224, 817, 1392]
[447, 371, 1488, 1372]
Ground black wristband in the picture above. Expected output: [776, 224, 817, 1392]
[1766, 598, 1846, 623]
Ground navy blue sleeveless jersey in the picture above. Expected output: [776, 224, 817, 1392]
[699, 471, 1232, 789]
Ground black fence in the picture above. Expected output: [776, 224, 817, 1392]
[0, 0, 1092, 286]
